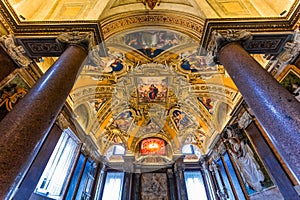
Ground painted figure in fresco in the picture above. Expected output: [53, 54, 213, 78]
[198, 97, 214, 114]
[110, 58, 123, 72]
[126, 31, 179, 58]
[181, 59, 198, 72]
[180, 54, 214, 73]
[149, 84, 158, 100]
[173, 110, 192, 130]
[113, 111, 133, 132]
[224, 127, 265, 192]
[98, 58, 124, 73]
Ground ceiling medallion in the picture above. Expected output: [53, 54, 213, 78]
[143, 0, 160, 10]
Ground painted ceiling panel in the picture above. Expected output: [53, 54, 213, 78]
[3, 0, 299, 162]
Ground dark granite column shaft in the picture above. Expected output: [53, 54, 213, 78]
[133, 173, 141, 200]
[0, 43, 89, 198]
[167, 168, 176, 200]
[218, 42, 300, 181]
[122, 172, 133, 200]
[174, 159, 188, 200]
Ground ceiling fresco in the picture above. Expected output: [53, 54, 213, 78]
[2, 0, 299, 163]
[70, 28, 239, 161]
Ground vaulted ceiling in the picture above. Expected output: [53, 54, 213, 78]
[2, 0, 300, 162]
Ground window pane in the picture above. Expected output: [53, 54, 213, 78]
[35, 129, 79, 199]
[184, 171, 208, 200]
[113, 145, 125, 155]
[182, 144, 194, 154]
[76, 159, 97, 200]
[102, 172, 124, 200]
[223, 153, 246, 200]
[65, 154, 85, 200]
[217, 159, 236, 200]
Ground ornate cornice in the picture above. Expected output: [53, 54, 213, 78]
[0, 1, 105, 45]
[204, 29, 294, 65]
[101, 11, 205, 40]
[200, 2, 300, 53]
[0, 13, 12, 34]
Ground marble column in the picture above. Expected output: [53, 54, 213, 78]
[201, 160, 218, 200]
[0, 31, 94, 199]
[174, 156, 188, 200]
[133, 173, 141, 200]
[122, 172, 133, 200]
[208, 30, 300, 181]
[208, 163, 221, 199]
[210, 162, 227, 200]
[122, 155, 135, 200]
[94, 164, 107, 200]
[167, 168, 176, 200]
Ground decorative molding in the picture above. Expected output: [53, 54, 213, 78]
[268, 30, 300, 75]
[142, 0, 161, 10]
[0, 34, 32, 67]
[101, 11, 205, 40]
[237, 111, 252, 129]
[244, 32, 294, 54]
[0, 13, 12, 34]
[190, 83, 237, 104]
[14, 31, 103, 58]
[205, 29, 294, 65]
[15, 37, 64, 57]
[56, 113, 70, 130]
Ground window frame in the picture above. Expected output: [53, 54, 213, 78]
[34, 128, 81, 199]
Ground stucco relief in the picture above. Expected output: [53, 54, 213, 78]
[141, 173, 169, 200]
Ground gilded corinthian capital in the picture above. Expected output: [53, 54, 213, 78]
[206, 29, 252, 66]
[56, 31, 95, 52]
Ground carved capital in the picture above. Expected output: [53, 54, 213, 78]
[206, 29, 252, 65]
[56, 31, 95, 52]
[210, 162, 219, 171]
[0, 34, 32, 67]
[238, 111, 252, 129]
[56, 113, 70, 130]
[123, 155, 135, 172]
[278, 30, 300, 65]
